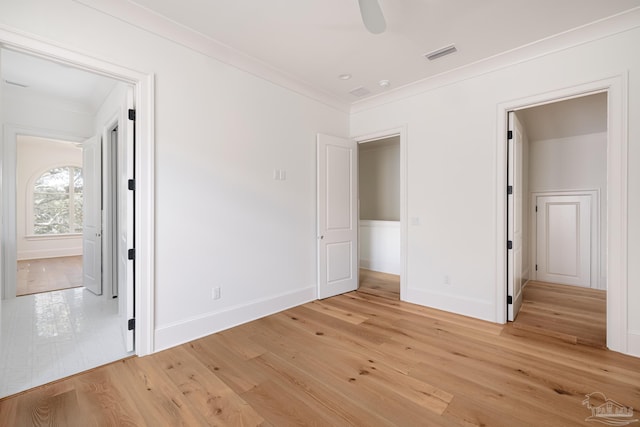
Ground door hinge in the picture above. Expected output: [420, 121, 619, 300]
[535, 264, 538, 271]
[128, 179, 135, 191]
[507, 185, 513, 195]
[128, 248, 136, 260]
[507, 130, 513, 140]
[535, 205, 538, 212]
[128, 109, 136, 121]
[128, 318, 135, 331]
[507, 240, 513, 250]
[507, 295, 513, 304]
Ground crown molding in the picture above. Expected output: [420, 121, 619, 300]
[350, 7, 640, 114]
[73, 0, 350, 113]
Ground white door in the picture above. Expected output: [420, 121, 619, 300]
[536, 195, 591, 287]
[83, 136, 102, 295]
[317, 134, 358, 299]
[507, 112, 524, 321]
[119, 87, 135, 351]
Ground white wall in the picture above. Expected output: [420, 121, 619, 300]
[359, 137, 400, 221]
[359, 220, 400, 274]
[0, 0, 349, 351]
[529, 132, 607, 288]
[350, 24, 640, 354]
[16, 136, 83, 260]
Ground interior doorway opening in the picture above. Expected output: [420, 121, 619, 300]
[0, 46, 136, 397]
[358, 136, 401, 300]
[506, 92, 608, 348]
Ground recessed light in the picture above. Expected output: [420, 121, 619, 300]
[339, 73, 352, 80]
[378, 79, 390, 88]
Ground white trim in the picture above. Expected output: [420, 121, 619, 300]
[406, 288, 494, 322]
[496, 75, 628, 354]
[154, 285, 316, 352]
[102, 111, 120, 299]
[529, 190, 601, 290]
[0, 27, 156, 356]
[18, 247, 82, 261]
[352, 8, 640, 114]
[628, 331, 640, 358]
[353, 126, 408, 300]
[72, 0, 349, 113]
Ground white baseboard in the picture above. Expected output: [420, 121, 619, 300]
[154, 285, 317, 352]
[360, 259, 400, 275]
[17, 248, 82, 260]
[627, 330, 640, 358]
[405, 287, 495, 323]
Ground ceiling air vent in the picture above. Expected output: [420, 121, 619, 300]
[349, 86, 371, 97]
[4, 80, 29, 88]
[424, 44, 457, 61]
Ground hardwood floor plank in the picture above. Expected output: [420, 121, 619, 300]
[2, 273, 640, 426]
[514, 281, 606, 348]
[251, 351, 396, 427]
[153, 345, 265, 426]
[186, 335, 269, 394]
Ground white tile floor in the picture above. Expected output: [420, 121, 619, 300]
[0, 288, 132, 397]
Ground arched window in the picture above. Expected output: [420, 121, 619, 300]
[33, 166, 83, 235]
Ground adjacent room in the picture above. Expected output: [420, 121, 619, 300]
[1, 0, 640, 425]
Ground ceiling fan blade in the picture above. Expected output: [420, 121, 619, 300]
[358, 0, 386, 34]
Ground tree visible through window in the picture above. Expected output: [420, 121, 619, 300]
[33, 166, 83, 235]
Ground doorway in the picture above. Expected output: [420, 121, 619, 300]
[15, 135, 85, 297]
[358, 136, 401, 300]
[316, 128, 407, 302]
[506, 92, 608, 347]
[0, 47, 135, 397]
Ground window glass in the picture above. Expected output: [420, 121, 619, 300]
[33, 166, 83, 234]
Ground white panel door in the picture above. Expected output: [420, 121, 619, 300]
[317, 134, 358, 299]
[119, 87, 135, 352]
[507, 112, 524, 321]
[536, 195, 591, 287]
[83, 136, 102, 295]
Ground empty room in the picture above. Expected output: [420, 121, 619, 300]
[1, 1, 640, 425]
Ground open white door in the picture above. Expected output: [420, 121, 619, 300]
[317, 134, 358, 299]
[83, 136, 102, 295]
[507, 112, 524, 321]
[119, 87, 135, 352]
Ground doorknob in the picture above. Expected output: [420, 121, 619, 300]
[319, 235, 324, 240]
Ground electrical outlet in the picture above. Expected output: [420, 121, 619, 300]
[212, 287, 221, 300]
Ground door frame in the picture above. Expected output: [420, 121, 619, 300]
[496, 75, 628, 353]
[530, 190, 601, 289]
[0, 27, 156, 356]
[352, 126, 408, 301]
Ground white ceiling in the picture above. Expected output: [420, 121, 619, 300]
[1, 48, 118, 112]
[127, 0, 640, 103]
[518, 92, 608, 142]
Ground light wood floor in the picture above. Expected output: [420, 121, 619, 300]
[514, 281, 607, 348]
[2, 275, 639, 426]
[16, 256, 83, 297]
[359, 268, 400, 300]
